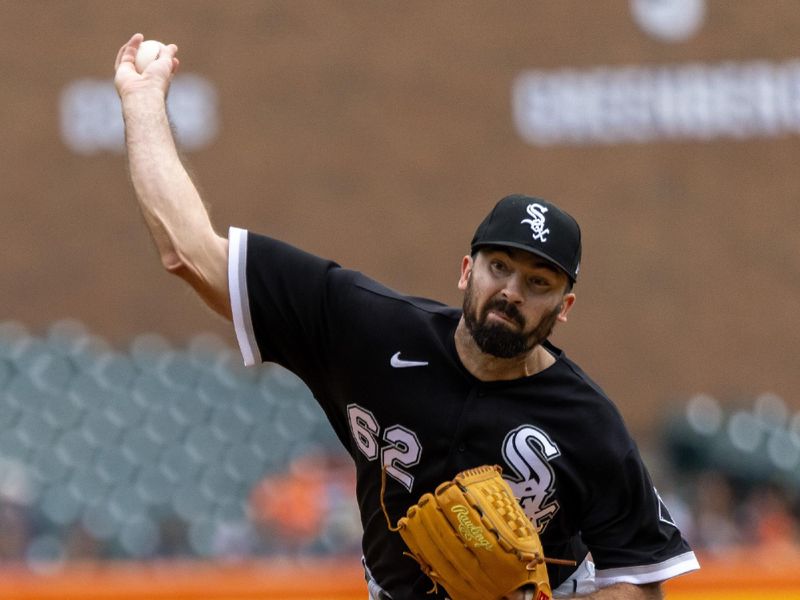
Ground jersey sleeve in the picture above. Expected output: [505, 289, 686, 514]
[228, 227, 343, 383]
[580, 446, 700, 587]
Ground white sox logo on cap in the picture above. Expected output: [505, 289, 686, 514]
[521, 203, 550, 242]
[470, 194, 582, 283]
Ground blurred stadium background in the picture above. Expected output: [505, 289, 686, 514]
[1, 1, 799, 597]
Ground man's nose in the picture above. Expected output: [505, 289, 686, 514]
[501, 274, 524, 304]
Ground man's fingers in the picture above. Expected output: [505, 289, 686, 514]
[114, 33, 144, 71]
[154, 44, 180, 75]
[161, 44, 179, 69]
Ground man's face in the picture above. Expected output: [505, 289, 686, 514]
[459, 248, 575, 359]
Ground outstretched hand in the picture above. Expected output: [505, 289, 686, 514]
[114, 33, 179, 99]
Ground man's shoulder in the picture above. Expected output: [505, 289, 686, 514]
[242, 230, 460, 320]
[545, 342, 611, 398]
[342, 270, 461, 321]
[544, 342, 632, 434]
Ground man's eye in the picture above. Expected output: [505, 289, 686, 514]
[491, 261, 507, 272]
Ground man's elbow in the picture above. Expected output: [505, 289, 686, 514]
[161, 249, 232, 321]
[160, 249, 185, 273]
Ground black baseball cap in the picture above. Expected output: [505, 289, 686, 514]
[470, 194, 582, 282]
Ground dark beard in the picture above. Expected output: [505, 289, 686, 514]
[462, 279, 561, 359]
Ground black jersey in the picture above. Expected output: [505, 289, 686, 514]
[228, 228, 699, 599]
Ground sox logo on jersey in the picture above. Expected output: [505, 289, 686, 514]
[501, 425, 561, 533]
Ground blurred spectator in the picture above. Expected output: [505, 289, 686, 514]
[158, 516, 190, 557]
[0, 458, 35, 562]
[0, 501, 29, 560]
[689, 471, 745, 554]
[743, 483, 799, 551]
[63, 523, 103, 560]
[249, 449, 360, 556]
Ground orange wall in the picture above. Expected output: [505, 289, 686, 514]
[0, 560, 365, 600]
[1, 554, 798, 600]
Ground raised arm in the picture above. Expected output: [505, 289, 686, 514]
[114, 33, 231, 319]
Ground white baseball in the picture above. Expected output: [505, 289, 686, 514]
[134, 40, 165, 73]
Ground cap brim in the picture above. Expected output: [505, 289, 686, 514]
[471, 241, 576, 282]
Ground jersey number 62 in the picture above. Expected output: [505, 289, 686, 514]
[347, 403, 422, 491]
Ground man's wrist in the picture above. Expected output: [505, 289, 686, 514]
[120, 88, 168, 114]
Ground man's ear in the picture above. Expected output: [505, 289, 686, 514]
[457, 255, 473, 291]
[557, 293, 576, 322]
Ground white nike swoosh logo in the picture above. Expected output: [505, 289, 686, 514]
[390, 352, 429, 368]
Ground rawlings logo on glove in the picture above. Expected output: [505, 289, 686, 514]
[451, 504, 494, 550]
[382, 465, 574, 600]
